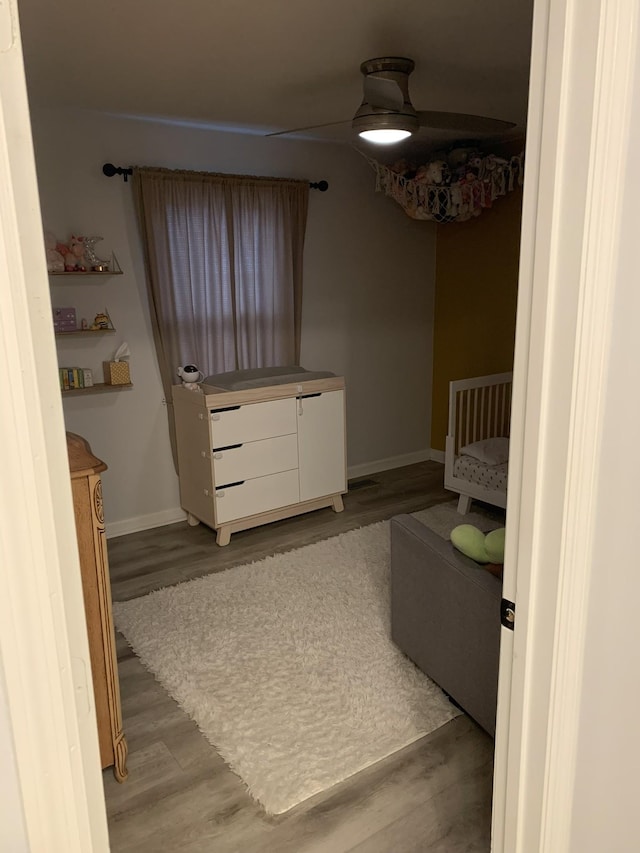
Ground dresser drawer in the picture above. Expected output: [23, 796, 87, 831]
[214, 469, 300, 524]
[213, 434, 298, 485]
[210, 397, 296, 447]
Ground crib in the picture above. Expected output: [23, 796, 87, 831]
[444, 372, 513, 514]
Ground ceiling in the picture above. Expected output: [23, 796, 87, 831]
[17, 0, 533, 158]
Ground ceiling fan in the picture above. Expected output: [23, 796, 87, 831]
[267, 57, 516, 144]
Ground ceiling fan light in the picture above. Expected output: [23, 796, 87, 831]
[352, 109, 419, 144]
[358, 128, 413, 144]
[351, 100, 420, 145]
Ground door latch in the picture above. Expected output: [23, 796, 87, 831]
[501, 598, 516, 630]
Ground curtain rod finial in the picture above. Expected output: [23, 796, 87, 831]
[102, 163, 133, 182]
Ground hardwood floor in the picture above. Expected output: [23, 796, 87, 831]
[104, 461, 494, 852]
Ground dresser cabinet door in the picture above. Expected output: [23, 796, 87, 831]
[297, 390, 346, 502]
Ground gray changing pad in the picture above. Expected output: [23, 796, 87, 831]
[202, 366, 336, 391]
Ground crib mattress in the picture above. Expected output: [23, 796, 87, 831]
[453, 455, 508, 492]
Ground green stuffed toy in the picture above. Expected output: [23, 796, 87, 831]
[450, 525, 505, 578]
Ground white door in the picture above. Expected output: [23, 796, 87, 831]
[297, 390, 346, 502]
[492, 0, 640, 850]
[0, 2, 109, 849]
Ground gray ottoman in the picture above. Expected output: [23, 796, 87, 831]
[390, 514, 502, 736]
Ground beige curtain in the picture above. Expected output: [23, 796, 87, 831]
[133, 166, 309, 467]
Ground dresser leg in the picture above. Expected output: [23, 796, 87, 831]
[216, 526, 231, 546]
[332, 494, 344, 513]
[187, 513, 201, 527]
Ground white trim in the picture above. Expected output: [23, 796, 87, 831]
[493, 0, 639, 850]
[540, 0, 637, 848]
[0, 5, 108, 849]
[107, 451, 440, 538]
[107, 507, 187, 539]
[0, 656, 28, 850]
[347, 449, 432, 480]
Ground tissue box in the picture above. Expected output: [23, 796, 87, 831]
[103, 361, 131, 385]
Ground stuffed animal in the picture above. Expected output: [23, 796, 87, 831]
[447, 185, 463, 218]
[44, 230, 65, 273]
[450, 524, 505, 578]
[68, 235, 87, 272]
[90, 311, 111, 330]
[388, 158, 416, 178]
[414, 159, 449, 185]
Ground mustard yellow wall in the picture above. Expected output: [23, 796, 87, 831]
[430, 186, 523, 451]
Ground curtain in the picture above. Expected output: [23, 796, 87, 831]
[133, 166, 309, 468]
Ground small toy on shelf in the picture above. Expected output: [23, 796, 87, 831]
[90, 309, 113, 330]
[68, 235, 87, 272]
[84, 235, 111, 271]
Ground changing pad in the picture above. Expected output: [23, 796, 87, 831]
[202, 366, 336, 391]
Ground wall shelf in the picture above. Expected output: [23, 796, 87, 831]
[53, 248, 125, 400]
[62, 383, 133, 397]
[49, 253, 123, 278]
[49, 270, 123, 278]
[55, 328, 116, 336]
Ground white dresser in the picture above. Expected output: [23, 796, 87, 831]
[172, 371, 347, 545]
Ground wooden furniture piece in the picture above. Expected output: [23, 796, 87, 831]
[173, 373, 347, 546]
[67, 432, 128, 781]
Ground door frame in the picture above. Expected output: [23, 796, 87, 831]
[492, 0, 638, 849]
[2, 0, 638, 849]
[0, 1, 110, 850]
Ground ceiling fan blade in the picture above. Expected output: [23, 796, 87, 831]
[265, 119, 350, 138]
[416, 110, 516, 134]
[363, 75, 404, 111]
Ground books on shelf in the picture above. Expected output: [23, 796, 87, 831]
[59, 367, 93, 391]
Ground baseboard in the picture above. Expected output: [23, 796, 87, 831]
[106, 507, 187, 539]
[107, 450, 444, 536]
[347, 449, 432, 480]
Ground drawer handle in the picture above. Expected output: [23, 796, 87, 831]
[297, 391, 322, 415]
[212, 443, 243, 452]
[216, 481, 245, 493]
[210, 405, 241, 414]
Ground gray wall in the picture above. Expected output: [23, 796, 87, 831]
[31, 108, 436, 535]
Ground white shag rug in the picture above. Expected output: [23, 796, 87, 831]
[113, 501, 500, 814]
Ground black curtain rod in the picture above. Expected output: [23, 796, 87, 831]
[102, 163, 328, 191]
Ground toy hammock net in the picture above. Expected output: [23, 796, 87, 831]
[363, 150, 525, 223]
